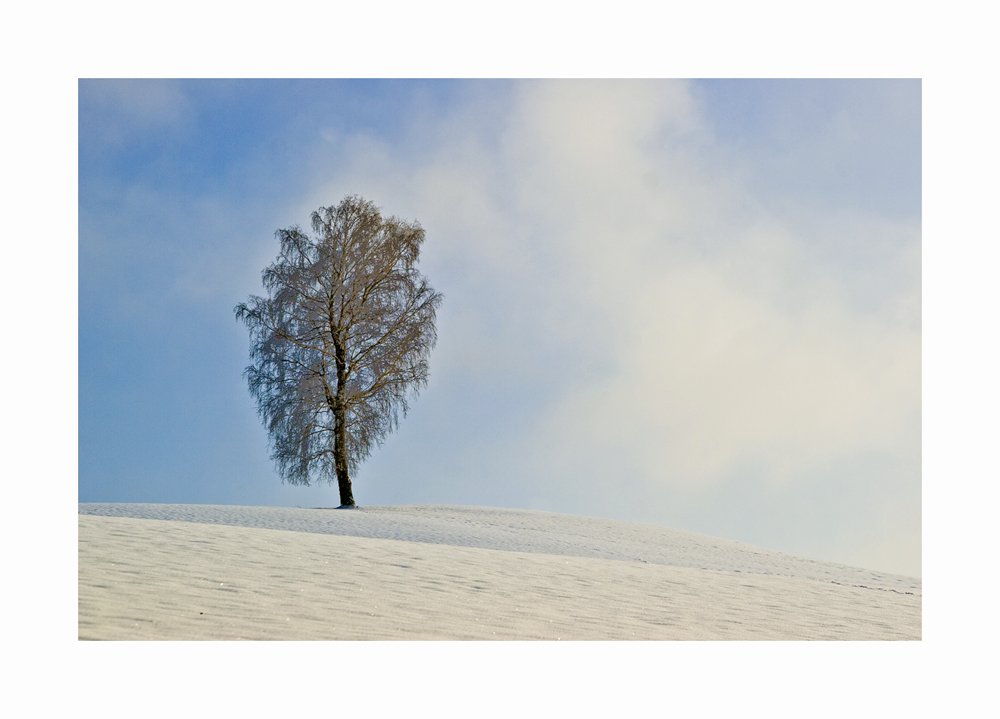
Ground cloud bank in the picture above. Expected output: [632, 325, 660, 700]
[285, 80, 919, 574]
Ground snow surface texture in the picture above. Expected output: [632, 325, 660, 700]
[78, 504, 921, 640]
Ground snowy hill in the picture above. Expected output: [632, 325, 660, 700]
[78, 504, 920, 640]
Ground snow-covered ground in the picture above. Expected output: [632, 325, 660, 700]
[78, 504, 920, 640]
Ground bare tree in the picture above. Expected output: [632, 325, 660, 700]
[235, 196, 443, 507]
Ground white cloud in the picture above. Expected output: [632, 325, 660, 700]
[536, 255, 919, 490]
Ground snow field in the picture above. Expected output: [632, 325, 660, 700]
[79, 506, 920, 640]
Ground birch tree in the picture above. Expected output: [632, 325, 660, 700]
[235, 196, 443, 507]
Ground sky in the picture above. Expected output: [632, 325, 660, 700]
[78, 79, 921, 577]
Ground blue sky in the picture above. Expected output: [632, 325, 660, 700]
[79, 79, 921, 576]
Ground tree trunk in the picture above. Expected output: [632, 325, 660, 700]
[332, 337, 355, 507]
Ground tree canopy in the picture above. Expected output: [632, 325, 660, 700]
[235, 196, 442, 506]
